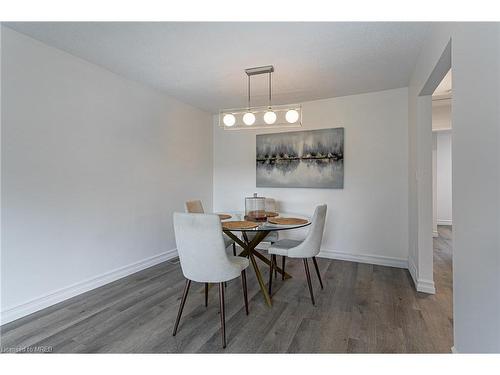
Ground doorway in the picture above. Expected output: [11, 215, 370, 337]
[432, 68, 453, 277]
[431, 70, 453, 330]
[432, 69, 453, 234]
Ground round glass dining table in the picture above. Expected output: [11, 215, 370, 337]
[219, 211, 311, 307]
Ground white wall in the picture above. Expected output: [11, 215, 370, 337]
[436, 131, 452, 225]
[213, 88, 409, 268]
[1, 27, 213, 323]
[408, 23, 500, 353]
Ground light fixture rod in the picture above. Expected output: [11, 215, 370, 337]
[244, 65, 275, 110]
[245, 65, 274, 76]
[268, 71, 272, 107]
[247, 75, 251, 109]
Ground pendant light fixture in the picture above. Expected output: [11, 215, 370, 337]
[219, 65, 302, 130]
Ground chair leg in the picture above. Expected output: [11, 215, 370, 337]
[281, 256, 286, 281]
[271, 243, 277, 279]
[232, 243, 236, 256]
[173, 279, 191, 336]
[303, 259, 315, 305]
[312, 257, 324, 289]
[204, 283, 209, 307]
[268, 254, 275, 295]
[241, 270, 249, 315]
[218, 282, 227, 348]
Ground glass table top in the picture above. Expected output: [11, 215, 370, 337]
[217, 211, 311, 232]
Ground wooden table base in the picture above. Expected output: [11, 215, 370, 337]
[223, 230, 292, 307]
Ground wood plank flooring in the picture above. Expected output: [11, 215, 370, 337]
[0, 226, 453, 353]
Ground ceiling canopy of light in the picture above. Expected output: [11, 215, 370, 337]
[219, 65, 302, 130]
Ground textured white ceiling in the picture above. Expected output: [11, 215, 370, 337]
[5, 22, 431, 113]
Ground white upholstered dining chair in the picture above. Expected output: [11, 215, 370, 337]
[185, 199, 237, 255]
[172, 212, 250, 348]
[267, 204, 327, 305]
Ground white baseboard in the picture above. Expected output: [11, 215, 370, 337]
[318, 249, 408, 269]
[415, 279, 436, 294]
[408, 257, 418, 284]
[318, 250, 434, 293]
[437, 219, 452, 226]
[406, 256, 436, 294]
[0, 249, 178, 325]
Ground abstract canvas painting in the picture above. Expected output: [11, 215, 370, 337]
[256, 127, 344, 188]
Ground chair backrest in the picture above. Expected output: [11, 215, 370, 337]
[265, 198, 277, 213]
[173, 212, 237, 283]
[185, 200, 204, 213]
[289, 204, 327, 258]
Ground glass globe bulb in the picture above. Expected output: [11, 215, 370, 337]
[285, 109, 300, 123]
[223, 114, 236, 127]
[243, 112, 256, 126]
[263, 110, 277, 125]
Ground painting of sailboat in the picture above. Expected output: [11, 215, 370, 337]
[256, 128, 344, 188]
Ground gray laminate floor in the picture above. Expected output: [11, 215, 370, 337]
[0, 226, 453, 353]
